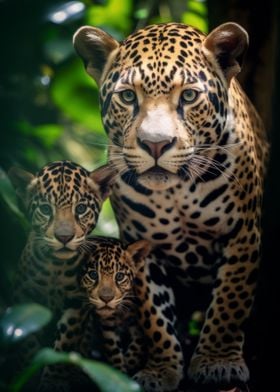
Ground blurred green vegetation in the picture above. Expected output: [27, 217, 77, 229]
[0, 0, 208, 389]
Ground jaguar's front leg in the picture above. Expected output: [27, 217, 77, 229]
[133, 255, 184, 392]
[188, 232, 260, 390]
[100, 319, 126, 372]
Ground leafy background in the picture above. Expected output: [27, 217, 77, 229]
[0, 0, 279, 391]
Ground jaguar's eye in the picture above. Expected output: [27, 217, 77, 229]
[88, 270, 98, 280]
[39, 203, 52, 216]
[75, 203, 87, 215]
[119, 90, 137, 104]
[181, 89, 199, 104]
[115, 272, 125, 282]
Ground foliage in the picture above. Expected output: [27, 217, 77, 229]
[0, 0, 208, 390]
[0, 304, 141, 392]
[10, 348, 142, 392]
[0, 304, 52, 348]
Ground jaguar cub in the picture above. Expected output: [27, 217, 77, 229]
[79, 236, 151, 373]
[9, 160, 115, 363]
[38, 237, 151, 391]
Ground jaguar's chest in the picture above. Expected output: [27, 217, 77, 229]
[21, 244, 81, 306]
[111, 177, 243, 283]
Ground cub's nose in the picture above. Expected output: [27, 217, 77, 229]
[137, 137, 177, 159]
[54, 233, 74, 245]
[99, 292, 114, 304]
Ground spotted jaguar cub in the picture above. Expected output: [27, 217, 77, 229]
[79, 236, 151, 374]
[9, 160, 116, 364]
[74, 21, 269, 391]
[41, 237, 182, 392]
[38, 237, 151, 391]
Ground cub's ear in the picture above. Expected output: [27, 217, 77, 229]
[73, 26, 119, 85]
[88, 164, 117, 200]
[127, 240, 151, 270]
[202, 22, 249, 83]
[8, 167, 36, 201]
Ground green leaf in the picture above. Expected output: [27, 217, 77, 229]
[86, 0, 133, 35]
[182, 0, 208, 33]
[81, 359, 141, 392]
[0, 304, 52, 347]
[0, 167, 26, 225]
[11, 348, 142, 392]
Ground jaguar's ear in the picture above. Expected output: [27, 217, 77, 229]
[73, 26, 119, 85]
[202, 22, 249, 83]
[8, 167, 37, 202]
[88, 164, 117, 200]
[127, 240, 151, 270]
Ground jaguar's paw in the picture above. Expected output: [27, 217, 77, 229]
[134, 366, 182, 392]
[188, 354, 249, 387]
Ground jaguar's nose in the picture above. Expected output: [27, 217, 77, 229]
[99, 290, 114, 303]
[137, 137, 177, 159]
[54, 233, 74, 245]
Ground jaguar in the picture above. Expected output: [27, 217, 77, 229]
[9, 160, 116, 365]
[79, 236, 150, 374]
[39, 236, 152, 391]
[73, 22, 269, 391]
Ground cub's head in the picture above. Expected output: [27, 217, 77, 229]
[9, 161, 116, 258]
[74, 22, 248, 190]
[80, 237, 151, 317]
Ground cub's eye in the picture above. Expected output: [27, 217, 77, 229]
[39, 204, 52, 216]
[75, 203, 87, 215]
[181, 89, 199, 104]
[115, 272, 125, 282]
[88, 270, 98, 280]
[119, 90, 137, 104]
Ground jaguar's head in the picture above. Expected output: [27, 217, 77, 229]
[80, 237, 151, 317]
[74, 22, 248, 190]
[9, 161, 116, 258]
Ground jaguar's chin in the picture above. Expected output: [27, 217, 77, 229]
[138, 168, 180, 190]
[53, 248, 78, 259]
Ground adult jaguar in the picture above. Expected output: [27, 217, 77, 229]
[73, 22, 269, 391]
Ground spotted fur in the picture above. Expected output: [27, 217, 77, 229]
[79, 237, 150, 374]
[9, 160, 115, 367]
[40, 237, 182, 392]
[74, 22, 269, 390]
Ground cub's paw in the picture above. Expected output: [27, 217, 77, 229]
[133, 367, 182, 392]
[188, 354, 249, 387]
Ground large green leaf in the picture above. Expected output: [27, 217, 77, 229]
[182, 0, 208, 33]
[0, 304, 52, 347]
[11, 348, 142, 392]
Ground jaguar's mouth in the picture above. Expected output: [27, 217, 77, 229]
[96, 305, 115, 316]
[53, 247, 77, 259]
[138, 167, 180, 190]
